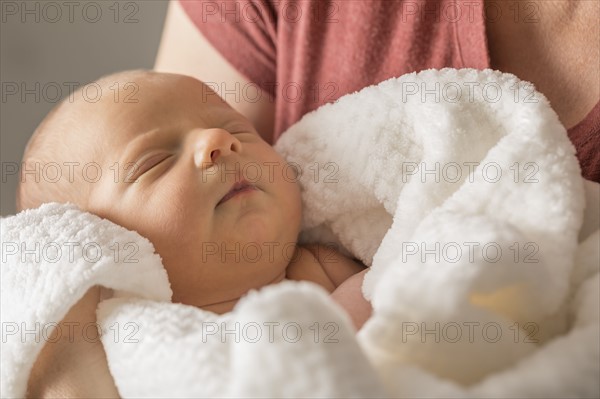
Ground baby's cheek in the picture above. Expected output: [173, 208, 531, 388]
[284, 180, 303, 231]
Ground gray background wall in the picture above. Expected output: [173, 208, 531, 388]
[1, 0, 169, 215]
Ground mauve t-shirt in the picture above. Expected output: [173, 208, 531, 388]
[180, 0, 599, 182]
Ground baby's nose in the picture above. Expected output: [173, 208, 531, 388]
[194, 129, 242, 168]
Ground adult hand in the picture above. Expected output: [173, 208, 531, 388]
[26, 286, 119, 398]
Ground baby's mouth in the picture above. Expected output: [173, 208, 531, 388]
[217, 180, 257, 206]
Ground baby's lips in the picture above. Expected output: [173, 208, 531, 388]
[217, 180, 258, 207]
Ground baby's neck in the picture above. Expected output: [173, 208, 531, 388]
[285, 246, 337, 292]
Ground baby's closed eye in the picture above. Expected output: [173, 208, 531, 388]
[128, 153, 174, 181]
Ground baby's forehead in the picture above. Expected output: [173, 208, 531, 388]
[35, 86, 126, 160]
[48, 72, 234, 155]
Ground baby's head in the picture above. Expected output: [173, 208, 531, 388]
[18, 70, 302, 310]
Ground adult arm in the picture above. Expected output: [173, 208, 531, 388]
[154, 1, 275, 143]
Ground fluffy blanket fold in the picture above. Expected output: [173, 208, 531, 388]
[2, 69, 598, 397]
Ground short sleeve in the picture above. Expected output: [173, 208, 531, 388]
[179, 0, 277, 97]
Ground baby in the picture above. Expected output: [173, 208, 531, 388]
[17, 70, 371, 327]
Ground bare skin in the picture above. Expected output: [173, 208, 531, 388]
[27, 0, 599, 396]
[25, 72, 371, 397]
[484, 0, 599, 130]
[155, 1, 599, 139]
[27, 246, 370, 398]
[201, 245, 369, 319]
[27, 287, 118, 398]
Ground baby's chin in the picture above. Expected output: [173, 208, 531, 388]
[233, 216, 300, 253]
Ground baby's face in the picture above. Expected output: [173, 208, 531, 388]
[72, 72, 302, 309]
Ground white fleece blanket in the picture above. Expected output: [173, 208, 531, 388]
[1, 68, 599, 397]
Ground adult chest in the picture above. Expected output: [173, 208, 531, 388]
[484, 0, 599, 129]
